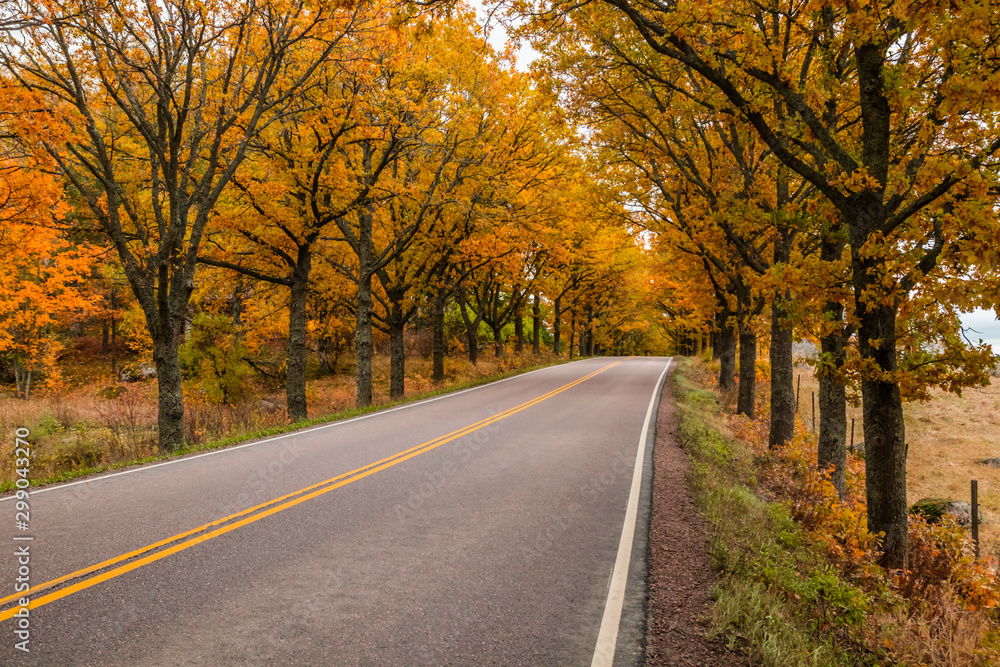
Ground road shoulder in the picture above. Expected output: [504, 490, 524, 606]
[646, 378, 747, 666]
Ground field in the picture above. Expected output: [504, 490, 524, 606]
[790, 366, 1000, 546]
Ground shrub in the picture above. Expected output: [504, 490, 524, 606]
[675, 358, 1000, 665]
[94, 390, 156, 461]
[180, 313, 254, 404]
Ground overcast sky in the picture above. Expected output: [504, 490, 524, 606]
[480, 4, 538, 70]
[960, 309, 1000, 350]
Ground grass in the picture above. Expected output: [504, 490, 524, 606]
[673, 364, 861, 665]
[674, 357, 1000, 666]
[0, 349, 569, 494]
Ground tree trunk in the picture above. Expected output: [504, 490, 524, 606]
[736, 318, 756, 418]
[432, 285, 447, 382]
[552, 297, 562, 355]
[318, 337, 332, 376]
[110, 287, 117, 377]
[818, 234, 849, 498]
[111, 314, 117, 377]
[515, 304, 524, 354]
[718, 312, 737, 392]
[569, 314, 576, 360]
[153, 331, 185, 450]
[13, 358, 23, 398]
[585, 306, 595, 356]
[767, 171, 796, 448]
[457, 289, 482, 365]
[354, 204, 376, 408]
[15, 360, 30, 399]
[102, 320, 109, 354]
[853, 234, 908, 568]
[818, 314, 848, 499]
[355, 273, 374, 407]
[532, 293, 541, 354]
[769, 294, 795, 449]
[466, 325, 479, 364]
[493, 324, 504, 357]
[388, 314, 405, 399]
[286, 248, 311, 422]
[859, 305, 907, 568]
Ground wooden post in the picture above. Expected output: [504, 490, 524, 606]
[972, 479, 980, 561]
[811, 391, 815, 431]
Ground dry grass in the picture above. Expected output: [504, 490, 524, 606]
[790, 365, 1000, 545]
[307, 351, 549, 415]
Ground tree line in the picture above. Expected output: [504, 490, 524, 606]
[6, 0, 996, 569]
[521, 0, 1000, 568]
[0, 2, 663, 446]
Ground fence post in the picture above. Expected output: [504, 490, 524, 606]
[972, 479, 980, 561]
[811, 391, 815, 431]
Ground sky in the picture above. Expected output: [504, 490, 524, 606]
[960, 309, 1000, 350]
[479, 3, 538, 71]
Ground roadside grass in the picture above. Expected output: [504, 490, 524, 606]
[0, 352, 568, 493]
[674, 358, 1000, 666]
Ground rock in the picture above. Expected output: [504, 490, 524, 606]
[982, 457, 1000, 468]
[910, 497, 987, 527]
[120, 363, 156, 382]
[97, 385, 128, 399]
[255, 399, 279, 413]
[848, 441, 869, 461]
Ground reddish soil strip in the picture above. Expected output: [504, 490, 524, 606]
[646, 381, 747, 666]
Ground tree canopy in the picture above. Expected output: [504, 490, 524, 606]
[2, 0, 999, 568]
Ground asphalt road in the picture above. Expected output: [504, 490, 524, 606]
[0, 357, 672, 666]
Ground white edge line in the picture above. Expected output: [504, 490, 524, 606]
[4, 358, 605, 501]
[591, 357, 672, 667]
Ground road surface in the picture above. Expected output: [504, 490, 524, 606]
[0, 357, 671, 665]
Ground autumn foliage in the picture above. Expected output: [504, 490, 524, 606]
[0, 154, 95, 398]
[0, 1, 666, 436]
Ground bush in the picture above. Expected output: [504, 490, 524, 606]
[180, 313, 254, 404]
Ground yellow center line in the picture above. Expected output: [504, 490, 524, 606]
[0, 360, 622, 621]
[0, 360, 614, 607]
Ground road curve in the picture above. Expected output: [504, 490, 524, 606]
[1, 357, 672, 665]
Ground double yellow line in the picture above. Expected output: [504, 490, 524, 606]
[0, 360, 622, 622]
